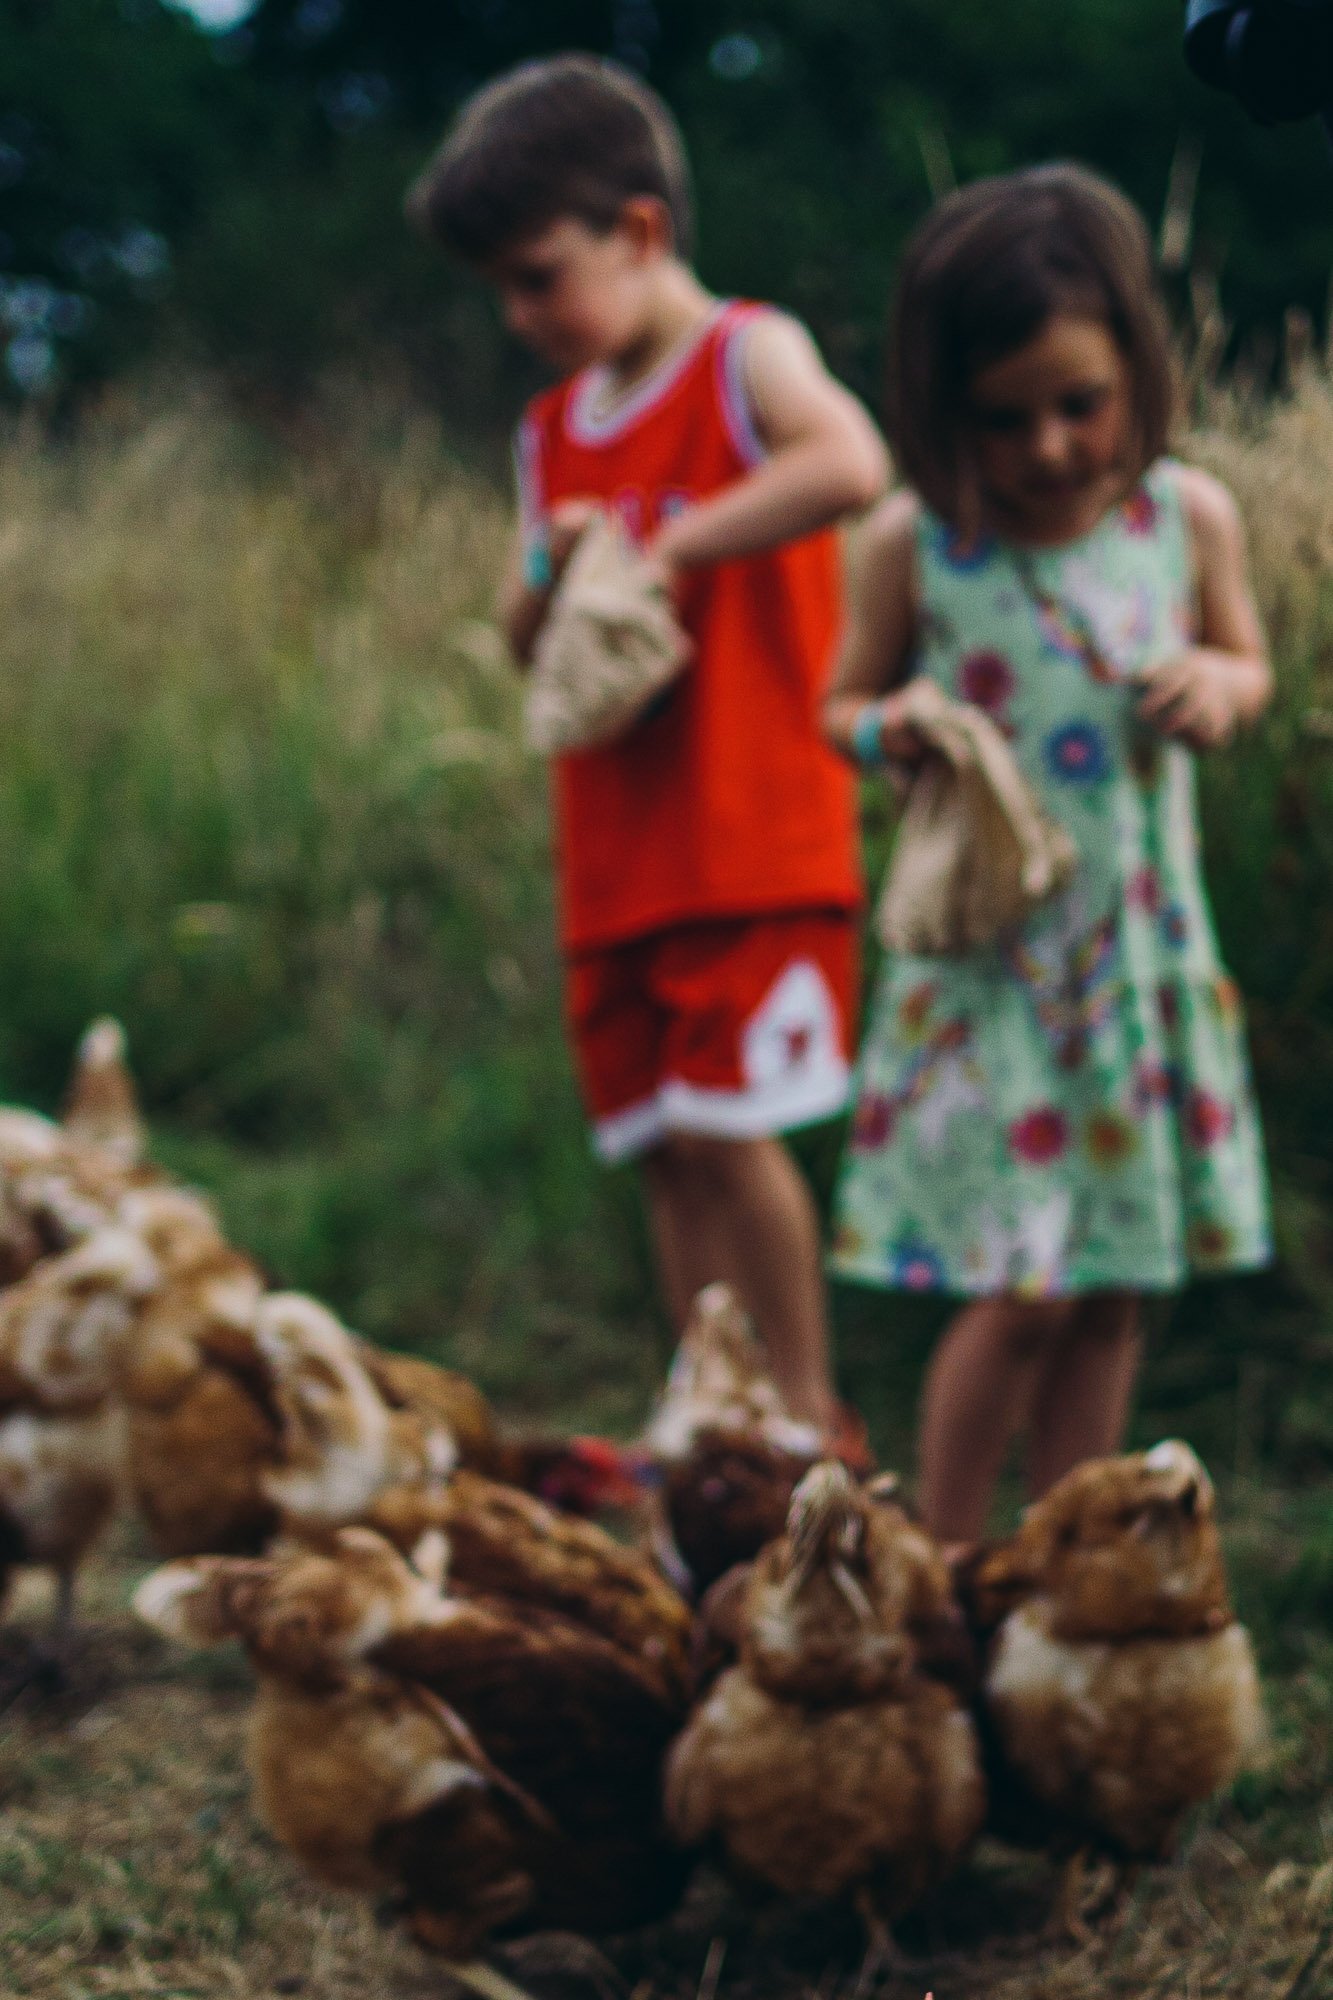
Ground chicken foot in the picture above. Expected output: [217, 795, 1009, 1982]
[852, 1886, 905, 1996]
[432, 1957, 541, 2000]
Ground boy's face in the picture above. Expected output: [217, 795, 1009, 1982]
[483, 210, 664, 372]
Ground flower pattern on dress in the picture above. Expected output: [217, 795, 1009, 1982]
[1045, 720, 1111, 785]
[851, 1093, 896, 1151]
[958, 649, 1016, 718]
[891, 1240, 948, 1290]
[1122, 486, 1160, 536]
[930, 521, 994, 572]
[1184, 1087, 1234, 1150]
[1008, 1107, 1071, 1165]
[831, 459, 1271, 1297]
[1086, 1110, 1138, 1167]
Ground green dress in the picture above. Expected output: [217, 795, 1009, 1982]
[830, 463, 1271, 1299]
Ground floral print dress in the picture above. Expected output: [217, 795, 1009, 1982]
[831, 462, 1271, 1299]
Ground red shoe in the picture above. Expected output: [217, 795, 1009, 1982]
[825, 1401, 875, 1477]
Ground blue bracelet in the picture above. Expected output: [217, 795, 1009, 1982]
[522, 535, 554, 591]
[851, 700, 888, 768]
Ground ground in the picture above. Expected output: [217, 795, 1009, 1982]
[2, 1489, 1331, 2000]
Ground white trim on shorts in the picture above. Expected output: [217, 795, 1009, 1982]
[590, 957, 851, 1163]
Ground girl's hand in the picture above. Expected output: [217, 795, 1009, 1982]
[867, 689, 930, 763]
[1137, 649, 1241, 750]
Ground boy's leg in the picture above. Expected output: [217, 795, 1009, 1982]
[640, 1130, 838, 1432]
[917, 1297, 1076, 1543]
[1024, 1290, 1142, 1499]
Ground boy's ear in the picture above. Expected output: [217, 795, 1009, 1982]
[618, 194, 676, 260]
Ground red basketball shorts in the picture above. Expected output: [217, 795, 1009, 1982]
[565, 911, 860, 1163]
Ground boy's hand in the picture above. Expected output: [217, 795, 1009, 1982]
[546, 498, 603, 580]
[1138, 649, 1240, 750]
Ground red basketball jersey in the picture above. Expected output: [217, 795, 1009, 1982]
[517, 300, 862, 954]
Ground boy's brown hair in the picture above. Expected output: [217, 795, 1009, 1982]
[888, 163, 1175, 531]
[407, 54, 694, 264]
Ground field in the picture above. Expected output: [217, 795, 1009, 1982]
[1, 367, 1333, 1996]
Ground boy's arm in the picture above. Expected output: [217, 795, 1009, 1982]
[1138, 466, 1273, 748]
[646, 313, 888, 577]
[823, 491, 925, 762]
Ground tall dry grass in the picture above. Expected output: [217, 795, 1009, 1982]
[0, 384, 659, 1427]
[0, 371, 1330, 1453]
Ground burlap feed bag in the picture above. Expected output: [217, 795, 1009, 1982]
[875, 678, 1078, 956]
[525, 513, 691, 755]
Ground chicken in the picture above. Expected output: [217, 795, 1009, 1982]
[664, 1463, 986, 1930]
[114, 1195, 277, 1557]
[0, 1020, 159, 1284]
[642, 1282, 827, 1594]
[256, 1293, 459, 1531]
[0, 1222, 161, 1624]
[355, 1343, 502, 1479]
[365, 1532, 691, 1930]
[964, 1440, 1265, 1911]
[134, 1528, 555, 1959]
[59, 1016, 145, 1169]
[364, 1468, 695, 1708]
[137, 1523, 687, 1945]
[0, 1108, 132, 1283]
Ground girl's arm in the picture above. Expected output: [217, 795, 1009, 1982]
[645, 314, 888, 576]
[823, 490, 924, 762]
[1138, 467, 1273, 749]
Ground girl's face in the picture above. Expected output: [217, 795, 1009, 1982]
[966, 314, 1134, 544]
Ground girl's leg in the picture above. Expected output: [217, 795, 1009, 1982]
[917, 1297, 1076, 1543]
[1024, 1290, 1142, 1499]
[640, 1131, 838, 1431]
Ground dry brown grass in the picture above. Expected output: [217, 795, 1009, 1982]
[1187, 360, 1333, 690]
[2, 1498, 1330, 2000]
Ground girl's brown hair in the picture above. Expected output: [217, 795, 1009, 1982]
[888, 163, 1174, 531]
[407, 54, 693, 264]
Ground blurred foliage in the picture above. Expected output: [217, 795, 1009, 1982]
[0, 0, 1330, 411]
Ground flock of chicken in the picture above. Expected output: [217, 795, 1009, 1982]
[1, 1023, 1267, 1975]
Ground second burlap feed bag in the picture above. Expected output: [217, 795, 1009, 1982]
[525, 512, 692, 755]
[875, 678, 1077, 956]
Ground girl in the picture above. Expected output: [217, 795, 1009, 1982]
[825, 165, 1273, 1545]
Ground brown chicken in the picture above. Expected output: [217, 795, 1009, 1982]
[254, 1293, 459, 1531]
[365, 1469, 695, 1708]
[0, 1019, 159, 1285]
[963, 1440, 1265, 1912]
[356, 1344, 502, 1478]
[642, 1282, 826, 1593]
[665, 1463, 986, 1928]
[134, 1529, 555, 1958]
[0, 1221, 161, 1623]
[115, 1200, 277, 1557]
[59, 1017, 146, 1169]
[137, 1523, 688, 1945]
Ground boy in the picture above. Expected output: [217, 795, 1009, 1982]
[409, 55, 887, 1444]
